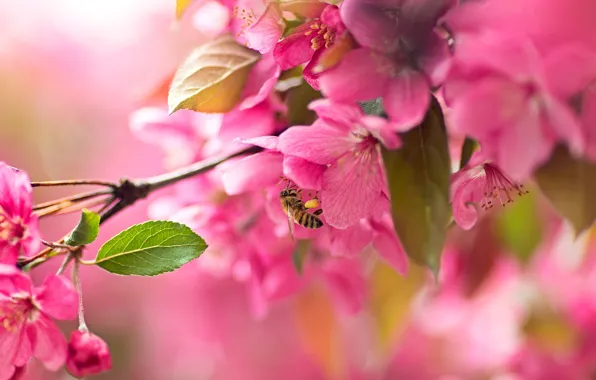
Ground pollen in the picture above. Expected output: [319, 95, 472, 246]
[234, 6, 257, 29]
[480, 163, 529, 210]
[305, 21, 335, 50]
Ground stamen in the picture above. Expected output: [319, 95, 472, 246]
[480, 163, 529, 211]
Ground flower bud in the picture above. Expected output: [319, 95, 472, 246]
[66, 330, 112, 378]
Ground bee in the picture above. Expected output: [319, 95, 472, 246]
[280, 186, 323, 238]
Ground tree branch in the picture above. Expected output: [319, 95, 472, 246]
[98, 145, 262, 225]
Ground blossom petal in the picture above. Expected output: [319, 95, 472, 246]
[219, 103, 276, 140]
[221, 152, 283, 195]
[321, 153, 384, 229]
[383, 71, 431, 131]
[278, 123, 352, 165]
[33, 275, 77, 321]
[369, 215, 409, 275]
[451, 175, 484, 230]
[238, 135, 279, 150]
[308, 99, 363, 131]
[282, 156, 326, 190]
[543, 96, 586, 155]
[329, 222, 373, 258]
[319, 48, 387, 104]
[240, 52, 281, 110]
[322, 259, 366, 315]
[0, 265, 31, 296]
[360, 116, 402, 150]
[243, 3, 284, 54]
[543, 44, 596, 99]
[273, 22, 316, 70]
[30, 315, 67, 371]
[0, 318, 24, 372]
[340, 0, 400, 52]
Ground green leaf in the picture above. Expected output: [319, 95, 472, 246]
[168, 34, 261, 114]
[94, 221, 207, 276]
[495, 188, 542, 264]
[381, 96, 451, 276]
[535, 145, 596, 234]
[286, 81, 322, 125]
[292, 240, 311, 275]
[460, 137, 478, 169]
[64, 209, 100, 246]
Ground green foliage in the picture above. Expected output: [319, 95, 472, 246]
[64, 209, 100, 246]
[460, 137, 478, 168]
[94, 221, 207, 276]
[292, 240, 311, 275]
[286, 81, 322, 125]
[168, 34, 260, 114]
[535, 145, 596, 234]
[382, 96, 451, 276]
[495, 189, 543, 263]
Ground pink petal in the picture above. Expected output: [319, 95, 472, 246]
[262, 260, 304, 300]
[240, 52, 281, 110]
[0, 162, 33, 218]
[320, 5, 345, 35]
[329, 222, 373, 258]
[238, 135, 279, 150]
[340, 0, 400, 53]
[0, 266, 31, 296]
[450, 173, 484, 230]
[319, 48, 387, 104]
[243, 3, 284, 54]
[495, 104, 554, 181]
[0, 321, 25, 372]
[30, 315, 67, 371]
[543, 96, 586, 155]
[369, 215, 409, 275]
[383, 70, 431, 131]
[308, 99, 363, 131]
[0, 245, 18, 266]
[322, 259, 367, 315]
[448, 76, 527, 137]
[273, 22, 317, 70]
[278, 123, 353, 165]
[221, 152, 283, 195]
[543, 44, 596, 99]
[360, 116, 402, 150]
[282, 156, 326, 190]
[219, 103, 276, 140]
[321, 153, 384, 229]
[33, 275, 77, 321]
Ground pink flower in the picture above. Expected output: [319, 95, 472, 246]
[450, 151, 528, 230]
[234, 0, 284, 54]
[319, 0, 455, 130]
[273, 5, 346, 89]
[444, 33, 596, 180]
[66, 330, 112, 378]
[0, 162, 41, 264]
[278, 100, 400, 229]
[0, 265, 77, 378]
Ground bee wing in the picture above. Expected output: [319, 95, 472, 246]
[286, 208, 295, 240]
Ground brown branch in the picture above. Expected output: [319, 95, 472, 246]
[31, 180, 117, 188]
[33, 189, 113, 211]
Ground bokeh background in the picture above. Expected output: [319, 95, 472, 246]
[2, 1, 596, 379]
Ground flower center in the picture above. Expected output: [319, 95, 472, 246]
[0, 297, 34, 333]
[234, 6, 258, 29]
[304, 21, 335, 50]
[0, 207, 26, 245]
[480, 163, 529, 210]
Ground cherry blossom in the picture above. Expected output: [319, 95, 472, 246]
[66, 330, 112, 378]
[319, 0, 455, 130]
[0, 265, 77, 378]
[0, 163, 40, 264]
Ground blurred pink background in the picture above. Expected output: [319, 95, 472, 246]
[3, 1, 596, 380]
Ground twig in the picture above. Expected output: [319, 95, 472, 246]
[33, 189, 113, 211]
[31, 180, 117, 188]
